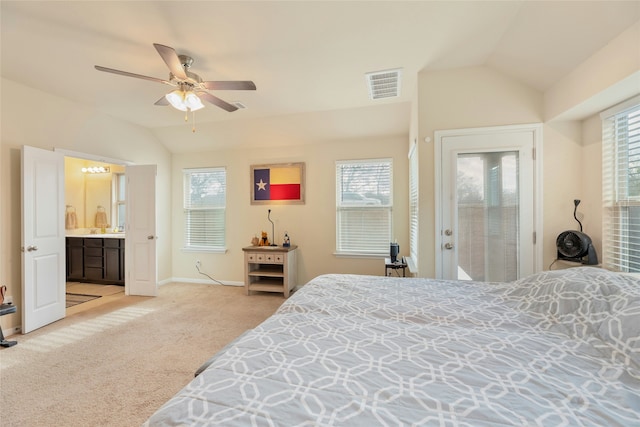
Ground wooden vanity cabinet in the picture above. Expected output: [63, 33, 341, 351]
[66, 238, 84, 281]
[65, 237, 125, 285]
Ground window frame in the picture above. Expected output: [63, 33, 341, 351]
[335, 158, 393, 257]
[182, 167, 227, 253]
[601, 95, 640, 273]
[112, 172, 126, 230]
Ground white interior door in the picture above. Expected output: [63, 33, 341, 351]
[125, 165, 157, 296]
[436, 125, 540, 281]
[21, 145, 65, 333]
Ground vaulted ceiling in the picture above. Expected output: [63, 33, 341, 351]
[2, 1, 638, 153]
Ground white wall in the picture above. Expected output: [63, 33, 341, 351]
[171, 136, 410, 286]
[0, 78, 172, 332]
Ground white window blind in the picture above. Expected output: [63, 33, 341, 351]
[183, 168, 226, 250]
[602, 97, 640, 272]
[409, 143, 419, 268]
[336, 159, 392, 255]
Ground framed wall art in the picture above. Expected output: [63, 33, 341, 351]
[251, 162, 305, 205]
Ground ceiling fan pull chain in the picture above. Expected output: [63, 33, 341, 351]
[192, 110, 196, 133]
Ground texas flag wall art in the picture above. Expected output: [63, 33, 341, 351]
[251, 163, 305, 204]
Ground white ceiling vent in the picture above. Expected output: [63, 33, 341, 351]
[365, 68, 402, 100]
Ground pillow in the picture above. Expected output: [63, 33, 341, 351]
[504, 267, 640, 367]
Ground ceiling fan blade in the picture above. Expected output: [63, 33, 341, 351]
[154, 95, 170, 106]
[196, 91, 238, 112]
[95, 65, 172, 85]
[203, 81, 257, 91]
[153, 43, 187, 80]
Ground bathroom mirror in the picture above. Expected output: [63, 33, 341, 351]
[64, 157, 125, 232]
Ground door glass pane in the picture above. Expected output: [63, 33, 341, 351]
[457, 151, 519, 281]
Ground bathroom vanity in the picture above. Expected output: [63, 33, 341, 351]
[66, 235, 125, 285]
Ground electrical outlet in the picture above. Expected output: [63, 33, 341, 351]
[4, 295, 13, 305]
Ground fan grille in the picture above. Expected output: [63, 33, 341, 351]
[556, 231, 590, 258]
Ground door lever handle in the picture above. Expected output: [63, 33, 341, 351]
[26, 245, 38, 252]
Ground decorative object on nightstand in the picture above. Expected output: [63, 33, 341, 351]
[258, 231, 270, 246]
[251, 235, 260, 246]
[283, 232, 290, 247]
[243, 245, 298, 298]
[267, 209, 278, 247]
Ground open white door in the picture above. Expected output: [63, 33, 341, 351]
[125, 165, 157, 296]
[21, 145, 66, 333]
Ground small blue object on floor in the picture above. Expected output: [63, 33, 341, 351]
[0, 303, 18, 347]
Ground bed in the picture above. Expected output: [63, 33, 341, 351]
[144, 267, 640, 426]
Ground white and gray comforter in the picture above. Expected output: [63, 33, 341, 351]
[144, 267, 640, 426]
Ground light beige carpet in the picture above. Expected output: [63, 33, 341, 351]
[0, 283, 285, 426]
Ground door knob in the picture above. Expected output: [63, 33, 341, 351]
[27, 245, 38, 252]
[444, 229, 453, 236]
[147, 235, 155, 240]
[444, 242, 454, 250]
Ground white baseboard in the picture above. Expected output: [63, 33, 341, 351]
[164, 277, 244, 287]
[4, 326, 21, 338]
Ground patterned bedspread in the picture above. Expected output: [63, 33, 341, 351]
[144, 268, 640, 426]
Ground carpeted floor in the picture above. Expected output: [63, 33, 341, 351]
[0, 282, 284, 426]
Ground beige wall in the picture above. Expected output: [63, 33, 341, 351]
[172, 136, 410, 286]
[414, 14, 638, 277]
[1, 79, 172, 333]
[416, 66, 546, 277]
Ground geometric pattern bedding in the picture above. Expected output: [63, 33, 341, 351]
[144, 267, 640, 426]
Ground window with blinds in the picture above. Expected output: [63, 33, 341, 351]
[183, 168, 226, 251]
[409, 143, 419, 268]
[601, 97, 640, 272]
[336, 159, 392, 255]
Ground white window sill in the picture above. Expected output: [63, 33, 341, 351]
[334, 252, 386, 259]
[181, 247, 227, 254]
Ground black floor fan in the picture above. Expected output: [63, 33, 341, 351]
[556, 200, 598, 265]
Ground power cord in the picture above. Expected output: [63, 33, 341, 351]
[196, 264, 231, 286]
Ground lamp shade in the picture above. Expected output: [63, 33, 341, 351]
[165, 90, 188, 111]
[165, 89, 205, 112]
[184, 92, 205, 111]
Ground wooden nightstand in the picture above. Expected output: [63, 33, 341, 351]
[243, 246, 298, 297]
[385, 257, 407, 277]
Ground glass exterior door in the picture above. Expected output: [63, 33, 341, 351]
[456, 152, 519, 281]
[439, 128, 536, 281]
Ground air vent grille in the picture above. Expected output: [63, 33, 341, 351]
[365, 68, 402, 100]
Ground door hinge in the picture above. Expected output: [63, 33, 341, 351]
[533, 231, 537, 244]
[532, 147, 536, 161]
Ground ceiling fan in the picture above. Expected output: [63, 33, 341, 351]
[95, 43, 256, 113]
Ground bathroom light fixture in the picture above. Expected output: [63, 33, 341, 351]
[81, 166, 110, 174]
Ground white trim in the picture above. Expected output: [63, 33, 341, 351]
[333, 252, 386, 259]
[54, 148, 134, 166]
[181, 247, 228, 254]
[600, 94, 640, 119]
[408, 139, 417, 159]
[162, 278, 244, 287]
[434, 123, 543, 279]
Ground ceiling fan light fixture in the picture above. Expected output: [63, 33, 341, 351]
[166, 90, 188, 111]
[165, 89, 205, 112]
[184, 91, 205, 111]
